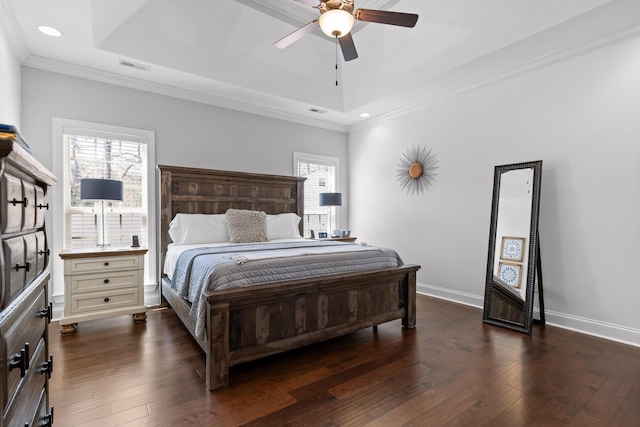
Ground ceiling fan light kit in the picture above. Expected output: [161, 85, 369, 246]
[319, 9, 355, 37]
[274, 0, 418, 62]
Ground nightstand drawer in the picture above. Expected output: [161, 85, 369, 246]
[70, 287, 140, 314]
[65, 255, 140, 274]
[70, 270, 139, 294]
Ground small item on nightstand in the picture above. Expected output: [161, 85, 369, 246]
[318, 232, 328, 238]
[309, 230, 315, 239]
[131, 235, 140, 247]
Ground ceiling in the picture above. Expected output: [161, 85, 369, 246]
[2, 0, 633, 131]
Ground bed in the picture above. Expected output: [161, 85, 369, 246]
[157, 165, 421, 390]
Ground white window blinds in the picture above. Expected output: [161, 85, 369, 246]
[63, 134, 148, 249]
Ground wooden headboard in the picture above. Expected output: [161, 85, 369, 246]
[156, 165, 305, 278]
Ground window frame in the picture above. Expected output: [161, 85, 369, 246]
[52, 118, 157, 307]
[293, 152, 341, 237]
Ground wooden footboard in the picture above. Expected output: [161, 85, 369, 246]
[163, 264, 419, 390]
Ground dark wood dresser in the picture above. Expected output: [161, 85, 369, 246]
[0, 137, 56, 426]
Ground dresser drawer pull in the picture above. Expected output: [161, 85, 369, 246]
[15, 262, 31, 272]
[11, 197, 28, 206]
[37, 302, 53, 323]
[104, 261, 109, 266]
[37, 202, 50, 210]
[40, 354, 54, 379]
[38, 249, 51, 256]
[9, 342, 30, 378]
[104, 297, 110, 303]
[42, 407, 54, 427]
[104, 279, 110, 284]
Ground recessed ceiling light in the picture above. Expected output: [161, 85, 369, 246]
[360, 113, 371, 118]
[38, 26, 62, 37]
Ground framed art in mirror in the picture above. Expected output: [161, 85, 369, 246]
[500, 236, 525, 262]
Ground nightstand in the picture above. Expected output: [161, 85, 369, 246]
[314, 237, 357, 243]
[58, 247, 148, 334]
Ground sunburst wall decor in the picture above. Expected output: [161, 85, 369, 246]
[396, 145, 439, 195]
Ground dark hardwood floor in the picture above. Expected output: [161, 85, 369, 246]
[48, 296, 640, 426]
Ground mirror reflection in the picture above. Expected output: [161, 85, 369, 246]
[483, 161, 544, 334]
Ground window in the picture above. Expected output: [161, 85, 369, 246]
[64, 135, 146, 249]
[293, 152, 339, 237]
[52, 119, 156, 303]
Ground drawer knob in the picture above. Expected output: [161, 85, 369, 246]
[42, 407, 54, 427]
[9, 342, 30, 378]
[37, 303, 53, 323]
[37, 202, 50, 210]
[104, 279, 110, 284]
[104, 261, 109, 266]
[11, 197, 28, 206]
[38, 249, 51, 256]
[40, 354, 54, 378]
[15, 262, 31, 272]
[104, 297, 110, 303]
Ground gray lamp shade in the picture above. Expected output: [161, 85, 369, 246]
[80, 178, 124, 201]
[319, 192, 342, 206]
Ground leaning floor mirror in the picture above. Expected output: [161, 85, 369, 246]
[483, 160, 544, 334]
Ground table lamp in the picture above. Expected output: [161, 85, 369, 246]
[80, 178, 124, 247]
[319, 192, 342, 237]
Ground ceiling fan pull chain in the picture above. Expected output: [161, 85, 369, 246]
[335, 35, 339, 86]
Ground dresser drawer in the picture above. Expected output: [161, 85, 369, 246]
[34, 185, 48, 229]
[29, 387, 53, 427]
[1, 236, 26, 308]
[71, 270, 139, 294]
[0, 173, 23, 234]
[1, 284, 47, 408]
[65, 255, 140, 274]
[1, 232, 48, 309]
[3, 338, 47, 427]
[70, 287, 140, 314]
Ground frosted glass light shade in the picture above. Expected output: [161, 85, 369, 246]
[319, 9, 355, 38]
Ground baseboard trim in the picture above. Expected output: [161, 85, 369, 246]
[417, 282, 640, 348]
[417, 283, 484, 309]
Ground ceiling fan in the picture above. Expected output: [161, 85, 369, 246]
[274, 0, 419, 61]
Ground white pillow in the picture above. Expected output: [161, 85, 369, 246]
[168, 214, 229, 244]
[266, 213, 302, 240]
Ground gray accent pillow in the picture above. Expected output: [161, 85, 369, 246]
[226, 209, 268, 243]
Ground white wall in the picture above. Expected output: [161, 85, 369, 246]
[349, 35, 640, 346]
[0, 20, 21, 126]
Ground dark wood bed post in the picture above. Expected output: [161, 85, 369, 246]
[207, 302, 230, 390]
[403, 269, 417, 329]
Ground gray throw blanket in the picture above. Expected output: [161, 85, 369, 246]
[170, 240, 402, 339]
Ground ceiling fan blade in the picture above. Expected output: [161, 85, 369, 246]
[338, 33, 358, 61]
[293, 0, 320, 5]
[274, 20, 319, 49]
[354, 9, 419, 27]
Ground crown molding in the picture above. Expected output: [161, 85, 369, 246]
[351, 1, 640, 132]
[22, 55, 349, 134]
[0, 0, 28, 61]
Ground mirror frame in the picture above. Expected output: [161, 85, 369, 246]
[482, 160, 543, 334]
